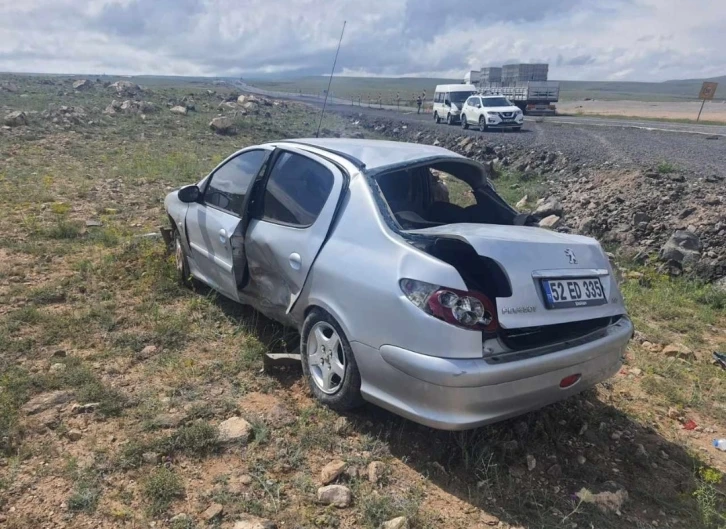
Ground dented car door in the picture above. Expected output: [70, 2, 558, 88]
[244, 147, 346, 314]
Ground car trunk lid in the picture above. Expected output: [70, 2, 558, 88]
[405, 223, 625, 329]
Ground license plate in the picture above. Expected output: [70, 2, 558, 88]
[541, 278, 607, 309]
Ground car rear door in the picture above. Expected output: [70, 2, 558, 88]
[244, 147, 346, 313]
[184, 148, 271, 301]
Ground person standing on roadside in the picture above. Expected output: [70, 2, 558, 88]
[416, 94, 422, 114]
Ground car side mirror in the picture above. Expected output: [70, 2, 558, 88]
[178, 184, 200, 203]
[476, 104, 481, 108]
[445, 100, 450, 106]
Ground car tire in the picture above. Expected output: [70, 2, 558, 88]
[173, 230, 192, 287]
[434, 112, 440, 124]
[461, 114, 469, 129]
[301, 309, 364, 411]
[447, 113, 454, 126]
[479, 116, 488, 132]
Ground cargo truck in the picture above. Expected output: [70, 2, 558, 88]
[479, 81, 560, 115]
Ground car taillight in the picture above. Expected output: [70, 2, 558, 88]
[399, 279, 498, 332]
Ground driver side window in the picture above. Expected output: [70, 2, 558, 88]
[205, 150, 267, 216]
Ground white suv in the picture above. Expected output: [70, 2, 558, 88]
[461, 95, 524, 132]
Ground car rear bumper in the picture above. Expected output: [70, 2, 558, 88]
[353, 317, 632, 430]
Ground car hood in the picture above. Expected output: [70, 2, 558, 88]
[482, 106, 520, 113]
[405, 223, 626, 329]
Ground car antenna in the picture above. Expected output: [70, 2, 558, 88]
[316, 20, 346, 138]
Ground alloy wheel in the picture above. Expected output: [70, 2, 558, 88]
[306, 321, 346, 394]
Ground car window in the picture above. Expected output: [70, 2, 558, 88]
[205, 150, 267, 216]
[261, 152, 334, 227]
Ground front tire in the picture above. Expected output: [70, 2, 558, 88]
[301, 310, 363, 411]
[174, 230, 192, 287]
[461, 114, 469, 129]
[446, 113, 454, 126]
[479, 116, 488, 132]
[434, 112, 440, 124]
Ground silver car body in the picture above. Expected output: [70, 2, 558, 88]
[165, 138, 632, 430]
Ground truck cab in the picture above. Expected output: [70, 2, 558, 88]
[433, 84, 477, 125]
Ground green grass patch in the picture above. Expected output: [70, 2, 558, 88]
[142, 467, 185, 516]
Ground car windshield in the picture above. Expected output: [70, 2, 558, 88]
[482, 97, 512, 107]
[450, 91, 475, 104]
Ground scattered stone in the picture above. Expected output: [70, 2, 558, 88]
[576, 487, 628, 514]
[72, 79, 92, 91]
[201, 503, 224, 522]
[635, 444, 648, 459]
[382, 516, 410, 529]
[368, 461, 385, 483]
[320, 460, 346, 485]
[170, 513, 190, 524]
[577, 455, 587, 465]
[547, 463, 563, 478]
[49, 362, 66, 373]
[138, 344, 158, 359]
[22, 390, 74, 415]
[71, 402, 100, 414]
[218, 416, 253, 444]
[662, 343, 694, 360]
[533, 197, 563, 218]
[170, 105, 188, 115]
[515, 195, 529, 209]
[539, 215, 561, 229]
[142, 452, 160, 464]
[611, 431, 622, 441]
[526, 455, 536, 471]
[85, 219, 102, 227]
[334, 416, 350, 435]
[4, 110, 28, 127]
[317, 484, 351, 507]
[232, 514, 277, 529]
[66, 429, 83, 442]
[209, 116, 236, 135]
[629, 367, 643, 376]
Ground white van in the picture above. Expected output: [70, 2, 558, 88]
[433, 84, 477, 125]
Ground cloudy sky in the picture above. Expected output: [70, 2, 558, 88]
[1, 0, 724, 81]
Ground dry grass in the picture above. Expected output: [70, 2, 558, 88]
[1, 73, 726, 529]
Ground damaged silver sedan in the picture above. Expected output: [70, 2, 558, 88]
[165, 138, 633, 430]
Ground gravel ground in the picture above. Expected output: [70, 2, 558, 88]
[328, 104, 726, 178]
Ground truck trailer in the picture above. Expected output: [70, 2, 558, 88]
[479, 81, 560, 115]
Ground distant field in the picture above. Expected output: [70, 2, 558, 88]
[249, 75, 726, 105]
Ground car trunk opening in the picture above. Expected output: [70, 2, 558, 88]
[405, 223, 625, 332]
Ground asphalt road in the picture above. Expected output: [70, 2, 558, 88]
[240, 83, 726, 176]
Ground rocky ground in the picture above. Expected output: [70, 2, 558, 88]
[337, 112, 726, 283]
[1, 75, 726, 529]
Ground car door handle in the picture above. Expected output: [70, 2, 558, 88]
[218, 229, 227, 244]
[289, 253, 302, 271]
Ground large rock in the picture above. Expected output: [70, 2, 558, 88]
[321, 460, 346, 484]
[218, 416, 252, 444]
[209, 116, 236, 135]
[170, 105, 188, 115]
[533, 197, 563, 218]
[109, 80, 141, 96]
[233, 514, 277, 529]
[22, 390, 74, 415]
[659, 230, 702, 265]
[4, 110, 28, 127]
[72, 79, 92, 91]
[367, 461, 385, 483]
[317, 485, 351, 507]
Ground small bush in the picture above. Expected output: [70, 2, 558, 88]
[159, 421, 220, 458]
[68, 480, 101, 513]
[44, 219, 83, 239]
[657, 161, 676, 174]
[143, 467, 184, 516]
